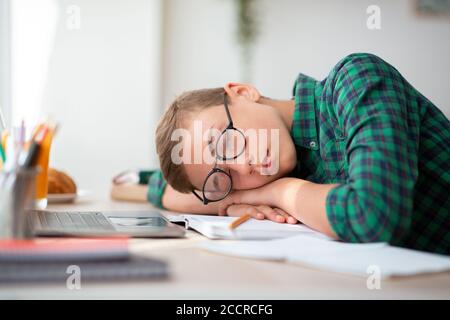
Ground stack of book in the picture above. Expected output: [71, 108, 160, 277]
[0, 238, 168, 283]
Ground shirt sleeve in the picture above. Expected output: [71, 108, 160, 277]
[147, 170, 167, 209]
[325, 53, 419, 244]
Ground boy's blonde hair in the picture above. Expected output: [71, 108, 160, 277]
[156, 88, 230, 193]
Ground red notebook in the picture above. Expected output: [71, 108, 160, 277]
[0, 238, 129, 262]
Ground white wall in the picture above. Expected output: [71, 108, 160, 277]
[163, 0, 450, 117]
[162, 0, 241, 107]
[0, 0, 11, 126]
[38, 0, 162, 195]
[11, 0, 59, 125]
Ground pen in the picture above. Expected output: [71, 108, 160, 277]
[0, 143, 5, 163]
[229, 213, 251, 230]
[0, 105, 6, 131]
[19, 120, 25, 148]
[1, 130, 9, 153]
[0, 104, 8, 163]
[19, 125, 49, 168]
[20, 140, 40, 168]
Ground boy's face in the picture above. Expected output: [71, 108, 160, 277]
[182, 95, 297, 192]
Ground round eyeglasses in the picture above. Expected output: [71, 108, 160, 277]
[192, 93, 246, 205]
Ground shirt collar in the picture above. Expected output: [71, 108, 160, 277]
[291, 73, 320, 150]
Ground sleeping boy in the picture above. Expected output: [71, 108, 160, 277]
[146, 53, 450, 255]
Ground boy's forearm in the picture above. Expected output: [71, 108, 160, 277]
[270, 178, 338, 238]
[234, 178, 339, 238]
[162, 177, 340, 238]
[161, 184, 220, 214]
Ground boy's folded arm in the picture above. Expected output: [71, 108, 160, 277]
[325, 112, 417, 244]
[218, 178, 339, 238]
[147, 170, 218, 214]
[163, 184, 299, 223]
[323, 58, 418, 244]
[148, 170, 297, 223]
[110, 183, 148, 202]
[162, 184, 221, 214]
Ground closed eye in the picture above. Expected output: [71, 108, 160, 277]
[213, 175, 219, 190]
[208, 138, 216, 157]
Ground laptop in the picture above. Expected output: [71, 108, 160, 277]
[27, 209, 186, 238]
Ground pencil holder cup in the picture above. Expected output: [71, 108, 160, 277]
[0, 168, 38, 239]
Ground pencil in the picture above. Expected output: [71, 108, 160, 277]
[229, 213, 251, 230]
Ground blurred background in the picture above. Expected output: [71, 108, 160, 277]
[0, 0, 449, 195]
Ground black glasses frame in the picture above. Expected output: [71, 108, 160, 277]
[192, 93, 246, 205]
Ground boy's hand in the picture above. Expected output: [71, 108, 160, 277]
[217, 181, 298, 224]
[224, 204, 298, 224]
[217, 180, 279, 216]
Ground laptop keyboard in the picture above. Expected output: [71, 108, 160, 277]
[31, 211, 116, 231]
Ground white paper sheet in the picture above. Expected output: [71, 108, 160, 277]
[199, 234, 450, 277]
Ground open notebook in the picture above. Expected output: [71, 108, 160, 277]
[166, 214, 330, 240]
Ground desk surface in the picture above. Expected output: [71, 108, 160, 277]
[1, 197, 449, 299]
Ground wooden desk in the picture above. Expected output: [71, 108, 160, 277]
[1, 196, 449, 299]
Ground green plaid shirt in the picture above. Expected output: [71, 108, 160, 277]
[149, 53, 450, 255]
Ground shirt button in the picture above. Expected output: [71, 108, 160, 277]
[309, 141, 317, 148]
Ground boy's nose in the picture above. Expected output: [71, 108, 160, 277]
[223, 152, 255, 176]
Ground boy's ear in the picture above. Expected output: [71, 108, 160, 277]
[224, 82, 261, 102]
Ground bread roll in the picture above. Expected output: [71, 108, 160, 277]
[47, 168, 77, 194]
